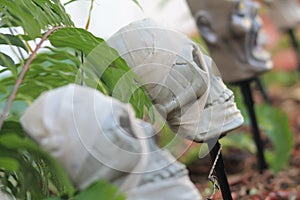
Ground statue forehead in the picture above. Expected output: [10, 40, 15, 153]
[187, 0, 239, 17]
[187, 0, 260, 22]
[108, 19, 200, 66]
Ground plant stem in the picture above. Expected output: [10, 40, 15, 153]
[85, 0, 94, 30]
[25, 41, 34, 53]
[0, 26, 63, 130]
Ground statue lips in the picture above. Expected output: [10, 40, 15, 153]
[107, 18, 244, 143]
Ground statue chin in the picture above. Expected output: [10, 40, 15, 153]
[187, 0, 273, 83]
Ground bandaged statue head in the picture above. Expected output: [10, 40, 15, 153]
[21, 84, 202, 200]
[21, 84, 148, 190]
[263, 0, 300, 30]
[108, 18, 243, 143]
[186, 0, 272, 83]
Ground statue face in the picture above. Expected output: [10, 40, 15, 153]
[108, 19, 243, 142]
[21, 84, 202, 199]
[21, 84, 149, 189]
[264, 0, 300, 30]
[187, 0, 272, 83]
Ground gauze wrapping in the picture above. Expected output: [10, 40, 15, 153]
[0, 190, 13, 200]
[126, 120, 202, 200]
[20, 84, 148, 191]
[21, 84, 202, 199]
[107, 18, 243, 142]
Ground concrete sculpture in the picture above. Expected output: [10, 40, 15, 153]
[108, 18, 244, 142]
[186, 0, 272, 83]
[21, 84, 202, 200]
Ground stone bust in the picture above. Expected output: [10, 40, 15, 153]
[187, 0, 272, 83]
[108, 18, 243, 142]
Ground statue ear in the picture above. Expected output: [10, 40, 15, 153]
[195, 11, 217, 44]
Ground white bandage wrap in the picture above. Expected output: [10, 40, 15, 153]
[21, 84, 148, 191]
[21, 84, 202, 199]
[108, 18, 243, 142]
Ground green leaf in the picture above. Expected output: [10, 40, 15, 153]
[74, 180, 125, 200]
[1, 1, 40, 38]
[64, 0, 77, 6]
[49, 27, 153, 119]
[49, 27, 104, 55]
[0, 33, 28, 52]
[256, 104, 293, 172]
[131, 0, 143, 10]
[0, 46, 80, 107]
[0, 52, 17, 77]
[0, 132, 75, 197]
[0, 121, 24, 136]
[0, 0, 73, 39]
[0, 157, 19, 171]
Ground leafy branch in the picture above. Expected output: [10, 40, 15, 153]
[0, 26, 63, 129]
[0, 1, 151, 199]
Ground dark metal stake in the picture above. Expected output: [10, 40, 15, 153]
[286, 28, 300, 72]
[254, 77, 271, 104]
[240, 81, 268, 173]
[207, 140, 233, 200]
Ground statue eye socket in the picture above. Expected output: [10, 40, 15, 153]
[197, 16, 209, 26]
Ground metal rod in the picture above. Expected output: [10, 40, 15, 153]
[207, 140, 233, 200]
[254, 77, 271, 104]
[240, 81, 268, 173]
[287, 28, 300, 72]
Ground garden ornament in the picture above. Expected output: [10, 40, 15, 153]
[263, 0, 300, 30]
[0, 190, 12, 200]
[107, 18, 244, 143]
[20, 84, 202, 200]
[187, 0, 270, 172]
[186, 0, 273, 83]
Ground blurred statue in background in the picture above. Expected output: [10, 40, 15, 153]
[108, 18, 244, 143]
[186, 0, 272, 83]
[21, 84, 202, 200]
[263, 0, 300, 30]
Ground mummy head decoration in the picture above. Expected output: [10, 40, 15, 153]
[21, 84, 148, 190]
[108, 18, 244, 142]
[264, 0, 300, 30]
[187, 0, 272, 83]
[20, 84, 202, 199]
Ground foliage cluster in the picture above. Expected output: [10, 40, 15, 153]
[0, 0, 146, 199]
